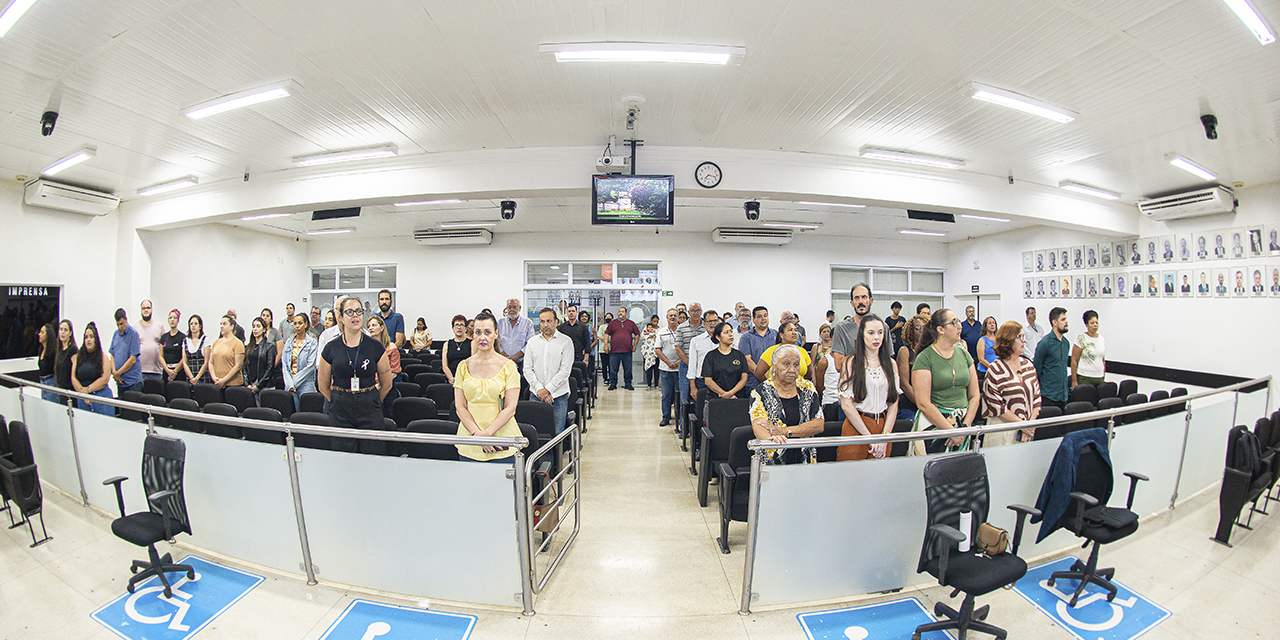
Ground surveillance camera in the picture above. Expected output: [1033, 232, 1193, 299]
[500, 200, 516, 220]
[40, 111, 57, 137]
[1201, 114, 1218, 140]
[744, 200, 760, 221]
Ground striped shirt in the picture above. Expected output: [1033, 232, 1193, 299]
[981, 356, 1042, 420]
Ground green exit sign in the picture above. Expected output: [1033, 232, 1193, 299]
[663, 290, 674, 296]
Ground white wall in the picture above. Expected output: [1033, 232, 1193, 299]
[946, 182, 1280, 397]
[305, 230, 950, 335]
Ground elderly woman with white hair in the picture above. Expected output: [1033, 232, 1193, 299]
[749, 343, 825, 465]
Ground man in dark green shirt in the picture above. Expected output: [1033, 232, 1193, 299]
[1033, 307, 1071, 410]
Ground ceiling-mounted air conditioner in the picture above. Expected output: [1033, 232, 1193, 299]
[711, 227, 793, 245]
[23, 179, 119, 216]
[1137, 186, 1235, 221]
[413, 228, 493, 246]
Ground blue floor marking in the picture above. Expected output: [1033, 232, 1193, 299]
[91, 555, 263, 640]
[1012, 555, 1170, 640]
[318, 599, 477, 640]
[797, 597, 951, 640]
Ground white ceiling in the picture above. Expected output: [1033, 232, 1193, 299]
[2, 0, 1278, 220]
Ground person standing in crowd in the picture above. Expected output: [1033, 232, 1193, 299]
[278, 303, 296, 339]
[324, 310, 337, 330]
[976, 316, 998, 389]
[642, 314, 660, 389]
[37, 322, 58, 403]
[260, 308, 284, 365]
[750, 345, 824, 465]
[831, 284, 874, 370]
[673, 303, 702, 412]
[826, 309, 836, 324]
[319, 297, 394, 453]
[366, 314, 401, 416]
[959, 305, 981, 362]
[813, 338, 841, 421]
[655, 309, 681, 427]
[72, 322, 114, 416]
[375, 289, 406, 349]
[454, 312, 521, 462]
[309, 306, 323, 338]
[282, 313, 318, 411]
[317, 295, 349, 357]
[160, 310, 186, 382]
[442, 315, 473, 383]
[910, 309, 980, 456]
[1071, 310, 1107, 387]
[110, 308, 143, 395]
[794, 313, 808, 346]
[702, 321, 750, 419]
[243, 317, 277, 399]
[916, 303, 932, 316]
[595, 312, 612, 383]
[836, 314, 899, 461]
[498, 298, 535, 373]
[409, 318, 433, 358]
[209, 315, 245, 389]
[884, 302, 906, 353]
[136, 300, 165, 381]
[557, 304, 592, 368]
[54, 320, 77, 403]
[525, 307, 574, 434]
[686, 309, 721, 412]
[895, 312, 928, 422]
[1022, 307, 1043, 360]
[1033, 307, 1071, 410]
[982, 321, 1042, 447]
[607, 306, 642, 391]
[808, 323, 834, 374]
[182, 315, 211, 383]
[780, 311, 806, 345]
[740, 305, 778, 391]
[734, 308, 752, 348]
[226, 309, 246, 341]
[756, 321, 811, 381]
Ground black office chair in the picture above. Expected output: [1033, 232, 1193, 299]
[0, 421, 52, 546]
[698, 398, 752, 507]
[414, 372, 448, 390]
[200, 403, 241, 439]
[104, 433, 193, 598]
[403, 419, 460, 460]
[141, 393, 169, 427]
[241, 407, 285, 444]
[299, 392, 325, 414]
[1123, 393, 1149, 423]
[287, 412, 335, 451]
[191, 383, 223, 408]
[164, 380, 192, 403]
[715, 425, 755, 554]
[1068, 384, 1097, 407]
[141, 377, 165, 396]
[259, 389, 296, 420]
[223, 386, 257, 414]
[119, 390, 147, 422]
[914, 452, 1037, 640]
[1097, 381, 1119, 402]
[1117, 379, 1138, 400]
[392, 397, 437, 431]
[424, 383, 456, 420]
[167, 398, 202, 433]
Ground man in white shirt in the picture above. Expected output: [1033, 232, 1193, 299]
[655, 308, 681, 427]
[1023, 306, 1044, 360]
[498, 297, 537, 372]
[685, 309, 720, 421]
[525, 307, 575, 434]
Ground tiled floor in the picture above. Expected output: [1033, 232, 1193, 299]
[2, 384, 1277, 639]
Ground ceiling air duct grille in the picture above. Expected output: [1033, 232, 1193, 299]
[711, 227, 793, 245]
[413, 228, 493, 246]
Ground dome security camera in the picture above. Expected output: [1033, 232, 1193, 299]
[500, 200, 517, 220]
[744, 200, 760, 221]
[1201, 114, 1218, 140]
[40, 111, 58, 137]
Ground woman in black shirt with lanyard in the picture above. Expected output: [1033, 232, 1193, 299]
[318, 296, 394, 454]
[160, 309, 186, 382]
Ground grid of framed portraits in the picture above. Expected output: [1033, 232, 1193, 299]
[1021, 224, 1280, 300]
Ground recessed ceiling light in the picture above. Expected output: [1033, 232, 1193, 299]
[539, 42, 745, 64]
[42, 146, 96, 176]
[899, 229, 947, 237]
[293, 144, 398, 167]
[796, 201, 865, 208]
[306, 228, 355, 236]
[136, 176, 198, 196]
[859, 146, 965, 170]
[183, 80, 297, 119]
[1166, 154, 1217, 181]
[969, 82, 1077, 123]
[438, 221, 498, 229]
[959, 214, 1010, 223]
[1222, 0, 1275, 45]
[0, 0, 38, 38]
[396, 199, 462, 206]
[761, 221, 822, 230]
[240, 213, 292, 221]
[1058, 181, 1121, 200]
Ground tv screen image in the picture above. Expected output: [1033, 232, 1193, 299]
[592, 175, 675, 226]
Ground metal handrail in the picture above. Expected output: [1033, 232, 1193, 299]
[746, 374, 1271, 451]
[0, 373, 526, 448]
[522, 422, 582, 597]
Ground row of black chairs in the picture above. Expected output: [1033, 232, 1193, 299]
[0, 415, 50, 547]
[1214, 410, 1280, 546]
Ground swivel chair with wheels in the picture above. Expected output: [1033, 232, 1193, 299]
[103, 433, 193, 599]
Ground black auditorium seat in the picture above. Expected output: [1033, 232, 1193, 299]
[299, 392, 325, 414]
[259, 389, 296, 420]
[200, 403, 241, 439]
[392, 397, 437, 432]
[424, 384, 456, 420]
[166, 398, 202, 433]
[698, 398, 752, 508]
[164, 381, 192, 403]
[141, 377, 165, 396]
[287, 412, 335, 451]
[0, 421, 52, 546]
[1069, 384, 1097, 407]
[715, 425, 755, 554]
[223, 386, 257, 415]
[241, 407, 285, 445]
[191, 383, 223, 408]
[403, 419, 460, 460]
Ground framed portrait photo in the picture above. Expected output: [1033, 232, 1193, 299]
[1160, 270, 1176, 298]
[1059, 248, 1071, 272]
[1114, 273, 1128, 299]
[1072, 245, 1085, 270]
[1085, 243, 1100, 270]
[1114, 241, 1128, 267]
[1230, 266, 1248, 297]
[1211, 268, 1229, 298]
[1145, 270, 1160, 297]
[1100, 273, 1114, 298]
[1176, 269, 1192, 297]
[1267, 224, 1280, 256]
[1072, 274, 1085, 299]
[1023, 251, 1034, 273]
[1230, 229, 1247, 260]
[1269, 265, 1280, 297]
[1247, 227, 1264, 257]
[1193, 231, 1211, 261]
[1060, 277, 1072, 298]
[1036, 277, 1048, 299]
[1100, 243, 1113, 268]
[1130, 271, 1145, 298]
[1249, 265, 1266, 297]
[1023, 278, 1034, 299]
[1035, 250, 1047, 272]
[1159, 235, 1176, 264]
[1211, 230, 1228, 260]
[1176, 233, 1193, 262]
[1194, 268, 1212, 298]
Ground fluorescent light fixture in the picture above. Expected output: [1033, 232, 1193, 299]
[0, 0, 38, 37]
[761, 221, 822, 230]
[960, 214, 1011, 223]
[859, 146, 965, 169]
[549, 265, 561, 270]
[42, 146, 96, 176]
[240, 213, 292, 221]
[395, 199, 462, 206]
[1166, 154, 1217, 181]
[438, 221, 498, 229]
[969, 82, 1077, 123]
[305, 227, 354, 236]
[184, 80, 297, 119]
[1058, 180, 1121, 200]
[292, 144, 398, 167]
[1222, 0, 1275, 44]
[136, 175, 198, 196]
[899, 229, 947, 237]
[797, 201, 865, 208]
[539, 42, 745, 64]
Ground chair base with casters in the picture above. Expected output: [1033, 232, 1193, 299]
[122, 538, 194, 599]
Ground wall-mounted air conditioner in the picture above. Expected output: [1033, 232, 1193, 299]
[23, 179, 119, 216]
[413, 228, 493, 246]
[711, 227, 793, 245]
[1137, 186, 1235, 221]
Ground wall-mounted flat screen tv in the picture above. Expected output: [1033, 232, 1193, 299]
[592, 175, 675, 226]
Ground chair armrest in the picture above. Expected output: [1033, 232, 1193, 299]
[1007, 504, 1041, 555]
[929, 523, 965, 587]
[1123, 471, 1148, 509]
[701, 426, 714, 440]
[148, 489, 179, 539]
[1068, 491, 1098, 532]
[104, 475, 129, 517]
[717, 462, 736, 480]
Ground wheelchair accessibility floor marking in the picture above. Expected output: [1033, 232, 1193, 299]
[317, 599, 477, 640]
[797, 597, 951, 640]
[91, 555, 264, 640]
[1011, 556, 1170, 640]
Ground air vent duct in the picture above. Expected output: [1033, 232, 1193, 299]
[907, 210, 955, 223]
[711, 227, 793, 245]
[313, 207, 361, 221]
[23, 179, 119, 216]
[413, 228, 493, 246]
[1137, 186, 1235, 221]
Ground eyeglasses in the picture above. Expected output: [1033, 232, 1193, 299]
[944, 319, 962, 327]
[342, 309, 364, 317]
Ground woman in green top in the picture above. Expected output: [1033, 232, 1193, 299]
[909, 308, 980, 456]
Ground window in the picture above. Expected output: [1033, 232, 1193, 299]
[310, 264, 398, 321]
[830, 265, 944, 322]
[524, 262, 663, 323]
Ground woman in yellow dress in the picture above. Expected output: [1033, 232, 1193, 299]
[454, 312, 523, 462]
